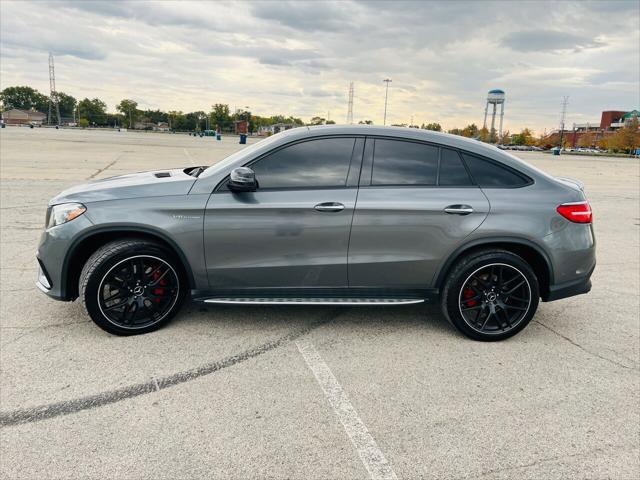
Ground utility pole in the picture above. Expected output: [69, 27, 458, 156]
[47, 53, 61, 126]
[346, 82, 354, 124]
[383, 78, 392, 125]
[558, 96, 569, 149]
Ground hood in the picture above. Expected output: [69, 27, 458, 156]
[49, 167, 199, 205]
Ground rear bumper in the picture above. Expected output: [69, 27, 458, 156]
[542, 265, 594, 302]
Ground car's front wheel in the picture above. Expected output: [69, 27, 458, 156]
[441, 249, 539, 341]
[79, 239, 186, 335]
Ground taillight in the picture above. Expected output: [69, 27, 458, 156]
[557, 201, 592, 223]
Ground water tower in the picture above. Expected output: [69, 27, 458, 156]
[483, 89, 505, 141]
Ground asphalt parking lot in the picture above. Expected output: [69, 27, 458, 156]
[1, 127, 638, 479]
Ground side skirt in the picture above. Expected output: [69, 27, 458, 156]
[202, 298, 425, 306]
[191, 288, 439, 305]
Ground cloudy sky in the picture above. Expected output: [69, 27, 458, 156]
[1, 0, 638, 132]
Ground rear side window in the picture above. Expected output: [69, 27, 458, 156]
[461, 153, 530, 188]
[439, 148, 473, 186]
[250, 137, 355, 189]
[372, 139, 438, 185]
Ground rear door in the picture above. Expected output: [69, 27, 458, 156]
[348, 138, 489, 289]
[204, 136, 363, 290]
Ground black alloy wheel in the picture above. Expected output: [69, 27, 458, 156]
[80, 239, 186, 335]
[441, 249, 540, 341]
[98, 255, 180, 329]
[458, 263, 531, 335]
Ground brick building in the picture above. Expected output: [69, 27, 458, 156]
[1, 108, 47, 126]
[542, 109, 638, 147]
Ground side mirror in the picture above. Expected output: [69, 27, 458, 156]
[228, 167, 257, 192]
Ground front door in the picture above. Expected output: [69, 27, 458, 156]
[204, 136, 363, 291]
[348, 138, 490, 289]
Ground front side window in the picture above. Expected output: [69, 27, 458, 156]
[372, 139, 438, 185]
[250, 137, 355, 189]
[461, 153, 530, 188]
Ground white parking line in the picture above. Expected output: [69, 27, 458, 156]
[296, 338, 398, 480]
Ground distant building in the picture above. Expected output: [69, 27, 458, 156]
[134, 121, 170, 131]
[1, 108, 47, 126]
[542, 109, 638, 147]
[258, 123, 299, 136]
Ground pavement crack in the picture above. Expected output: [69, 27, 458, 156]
[473, 444, 627, 478]
[86, 153, 124, 180]
[535, 320, 637, 371]
[0, 308, 343, 428]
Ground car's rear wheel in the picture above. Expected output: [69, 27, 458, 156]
[79, 239, 185, 335]
[441, 249, 539, 341]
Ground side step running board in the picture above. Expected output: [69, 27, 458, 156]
[202, 298, 425, 306]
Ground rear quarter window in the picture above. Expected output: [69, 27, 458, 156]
[461, 153, 531, 188]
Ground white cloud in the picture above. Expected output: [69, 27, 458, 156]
[1, 0, 638, 132]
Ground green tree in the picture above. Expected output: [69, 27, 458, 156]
[325, 119, 336, 125]
[78, 118, 89, 128]
[167, 110, 185, 130]
[309, 116, 326, 125]
[55, 92, 77, 118]
[421, 122, 442, 131]
[513, 128, 535, 146]
[210, 104, 231, 131]
[77, 98, 108, 125]
[116, 99, 139, 128]
[0, 85, 49, 112]
[141, 109, 168, 124]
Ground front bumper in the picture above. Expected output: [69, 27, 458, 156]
[36, 214, 94, 301]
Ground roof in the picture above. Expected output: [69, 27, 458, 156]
[488, 89, 505, 94]
[2, 108, 46, 117]
[196, 124, 554, 190]
[622, 110, 639, 119]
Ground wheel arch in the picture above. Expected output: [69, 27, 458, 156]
[435, 237, 553, 298]
[62, 226, 195, 300]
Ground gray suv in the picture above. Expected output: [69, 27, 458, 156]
[36, 126, 595, 340]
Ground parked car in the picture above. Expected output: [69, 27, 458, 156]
[36, 126, 595, 341]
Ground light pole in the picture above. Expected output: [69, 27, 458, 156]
[383, 78, 392, 126]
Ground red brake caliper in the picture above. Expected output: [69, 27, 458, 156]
[463, 288, 477, 307]
[152, 270, 166, 303]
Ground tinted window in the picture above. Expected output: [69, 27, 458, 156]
[461, 153, 529, 187]
[251, 138, 355, 189]
[372, 139, 438, 185]
[439, 148, 473, 186]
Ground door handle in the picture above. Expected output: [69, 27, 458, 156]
[444, 204, 474, 215]
[314, 202, 345, 212]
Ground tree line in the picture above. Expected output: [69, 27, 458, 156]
[1, 85, 637, 152]
[0, 86, 305, 133]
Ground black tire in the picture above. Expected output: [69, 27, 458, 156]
[79, 239, 186, 335]
[440, 249, 539, 341]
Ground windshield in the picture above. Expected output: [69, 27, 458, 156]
[199, 134, 284, 178]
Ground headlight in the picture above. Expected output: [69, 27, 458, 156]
[47, 203, 86, 229]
